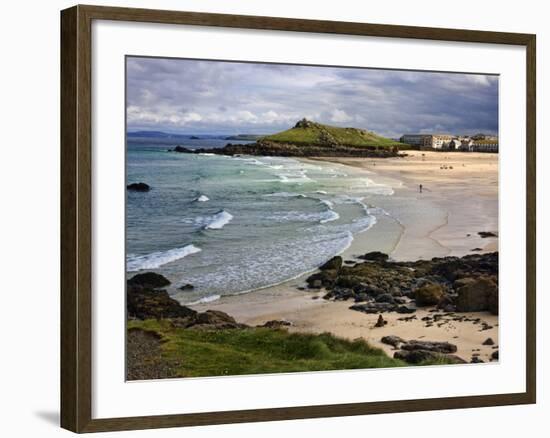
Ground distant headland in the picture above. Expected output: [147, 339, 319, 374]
[171, 119, 408, 158]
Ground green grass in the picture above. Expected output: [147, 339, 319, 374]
[128, 319, 408, 377]
[262, 121, 405, 149]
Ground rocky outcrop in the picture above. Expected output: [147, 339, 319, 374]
[128, 272, 171, 288]
[127, 286, 196, 320]
[127, 182, 150, 192]
[127, 283, 249, 329]
[175, 140, 401, 158]
[306, 252, 498, 315]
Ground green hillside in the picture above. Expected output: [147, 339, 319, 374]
[262, 119, 405, 148]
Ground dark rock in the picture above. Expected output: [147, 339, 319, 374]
[171, 309, 248, 330]
[396, 305, 416, 314]
[350, 303, 389, 314]
[128, 272, 171, 288]
[478, 231, 498, 238]
[491, 350, 499, 360]
[331, 287, 355, 301]
[354, 293, 369, 302]
[358, 251, 389, 262]
[319, 256, 343, 271]
[482, 337, 495, 346]
[455, 276, 498, 313]
[258, 320, 292, 329]
[394, 349, 465, 364]
[394, 349, 439, 363]
[306, 269, 338, 289]
[381, 335, 406, 348]
[415, 283, 444, 306]
[310, 279, 323, 289]
[127, 286, 196, 320]
[374, 314, 387, 328]
[127, 182, 150, 192]
[335, 275, 363, 289]
[178, 283, 194, 291]
[173, 145, 193, 153]
[470, 356, 485, 363]
[192, 310, 247, 329]
[401, 340, 457, 354]
[376, 293, 395, 304]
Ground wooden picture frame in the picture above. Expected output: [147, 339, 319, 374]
[61, 4, 536, 433]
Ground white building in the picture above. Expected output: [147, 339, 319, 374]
[400, 134, 427, 146]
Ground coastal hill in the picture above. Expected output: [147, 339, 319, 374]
[173, 119, 408, 157]
[263, 118, 403, 148]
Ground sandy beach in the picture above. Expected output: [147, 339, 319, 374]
[191, 151, 499, 363]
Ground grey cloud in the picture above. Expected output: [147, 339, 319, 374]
[126, 57, 498, 137]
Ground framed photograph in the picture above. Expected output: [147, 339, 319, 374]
[60, 4, 536, 433]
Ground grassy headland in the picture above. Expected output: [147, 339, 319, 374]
[263, 118, 404, 148]
[172, 119, 410, 157]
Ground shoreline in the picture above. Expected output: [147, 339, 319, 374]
[190, 151, 499, 363]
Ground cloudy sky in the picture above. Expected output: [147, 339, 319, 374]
[126, 57, 498, 138]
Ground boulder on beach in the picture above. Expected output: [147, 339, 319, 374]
[319, 256, 343, 271]
[128, 272, 171, 288]
[381, 335, 406, 348]
[455, 276, 498, 314]
[414, 283, 444, 306]
[401, 340, 457, 354]
[259, 320, 292, 329]
[178, 283, 194, 291]
[127, 182, 150, 192]
[358, 251, 389, 262]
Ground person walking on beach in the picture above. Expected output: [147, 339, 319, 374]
[419, 184, 423, 193]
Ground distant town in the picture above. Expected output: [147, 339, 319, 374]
[399, 133, 498, 153]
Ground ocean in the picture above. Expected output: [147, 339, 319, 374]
[126, 138, 394, 304]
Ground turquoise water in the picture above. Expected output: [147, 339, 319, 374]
[126, 140, 393, 304]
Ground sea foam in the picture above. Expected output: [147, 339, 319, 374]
[204, 210, 234, 230]
[127, 244, 201, 272]
[196, 195, 209, 202]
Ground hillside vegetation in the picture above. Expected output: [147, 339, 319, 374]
[262, 119, 405, 149]
[128, 319, 408, 378]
